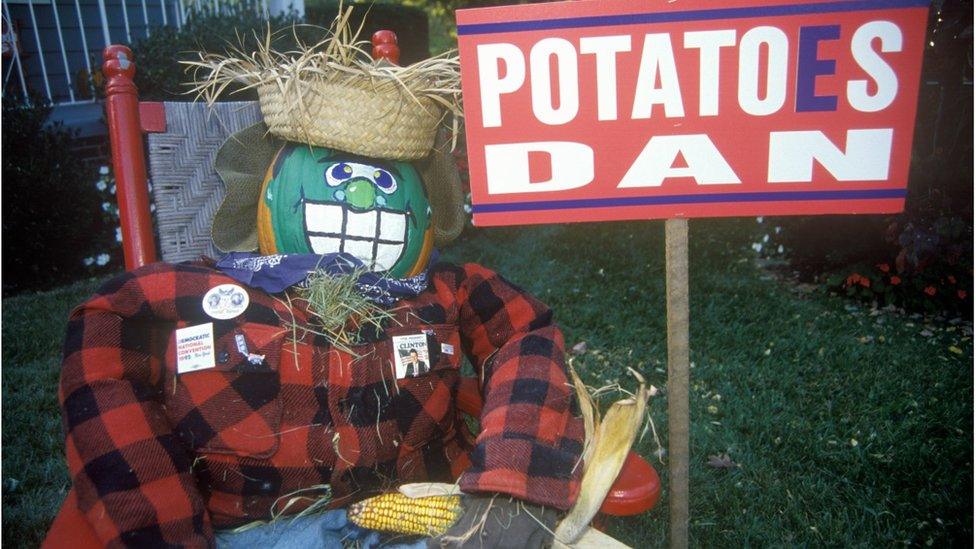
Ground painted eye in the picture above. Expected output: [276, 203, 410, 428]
[373, 169, 397, 194]
[325, 163, 354, 187]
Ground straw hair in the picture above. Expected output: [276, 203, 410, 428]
[184, 7, 462, 160]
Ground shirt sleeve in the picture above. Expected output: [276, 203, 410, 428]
[59, 268, 212, 547]
[453, 263, 584, 511]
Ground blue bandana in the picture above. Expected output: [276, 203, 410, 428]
[215, 252, 433, 307]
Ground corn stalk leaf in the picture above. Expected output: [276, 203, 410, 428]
[555, 369, 649, 545]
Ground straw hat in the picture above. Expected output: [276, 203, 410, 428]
[185, 8, 462, 161]
[211, 122, 466, 254]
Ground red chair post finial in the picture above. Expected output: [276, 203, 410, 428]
[371, 29, 400, 65]
[102, 45, 158, 270]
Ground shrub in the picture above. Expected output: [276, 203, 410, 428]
[127, 3, 429, 101]
[128, 7, 302, 101]
[306, 1, 430, 63]
[1, 97, 106, 294]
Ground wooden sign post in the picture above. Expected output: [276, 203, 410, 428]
[455, 1, 928, 545]
[665, 219, 690, 548]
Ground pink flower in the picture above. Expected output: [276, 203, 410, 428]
[877, 263, 891, 273]
[924, 286, 937, 297]
[889, 276, 902, 286]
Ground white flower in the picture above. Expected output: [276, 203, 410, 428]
[99, 166, 110, 175]
[96, 181, 107, 191]
[102, 202, 112, 212]
[762, 234, 770, 243]
[756, 216, 764, 223]
[778, 245, 784, 254]
[751, 242, 763, 253]
[775, 226, 782, 234]
[96, 253, 110, 266]
[115, 227, 123, 243]
[110, 184, 116, 195]
[83, 257, 95, 266]
[463, 204, 472, 214]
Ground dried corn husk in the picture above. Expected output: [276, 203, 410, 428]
[398, 482, 463, 499]
[555, 368, 650, 546]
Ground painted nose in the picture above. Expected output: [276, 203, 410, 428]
[344, 178, 377, 210]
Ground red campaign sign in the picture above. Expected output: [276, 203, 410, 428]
[456, 0, 929, 227]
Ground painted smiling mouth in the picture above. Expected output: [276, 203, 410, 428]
[303, 201, 408, 271]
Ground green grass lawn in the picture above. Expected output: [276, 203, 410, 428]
[3, 218, 972, 547]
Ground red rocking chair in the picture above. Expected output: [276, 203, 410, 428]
[43, 37, 659, 548]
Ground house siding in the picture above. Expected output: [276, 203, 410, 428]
[6, 0, 174, 104]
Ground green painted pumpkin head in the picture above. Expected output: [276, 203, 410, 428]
[257, 144, 434, 278]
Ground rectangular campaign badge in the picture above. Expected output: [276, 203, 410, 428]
[456, 0, 929, 226]
[392, 334, 431, 379]
[175, 322, 216, 374]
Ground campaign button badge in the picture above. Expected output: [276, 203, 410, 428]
[175, 322, 216, 374]
[202, 284, 250, 320]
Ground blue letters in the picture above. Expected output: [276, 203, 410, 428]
[796, 25, 840, 112]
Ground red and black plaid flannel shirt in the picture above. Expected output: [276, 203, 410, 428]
[60, 260, 584, 547]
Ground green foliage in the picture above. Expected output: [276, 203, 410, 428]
[305, 1, 431, 62]
[1, 97, 105, 295]
[1, 277, 108, 547]
[129, 7, 303, 101]
[129, 3, 432, 102]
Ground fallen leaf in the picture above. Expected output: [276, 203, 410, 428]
[858, 336, 874, 344]
[570, 341, 588, 355]
[707, 405, 719, 414]
[949, 346, 963, 355]
[2, 478, 20, 494]
[706, 453, 738, 469]
[920, 330, 935, 338]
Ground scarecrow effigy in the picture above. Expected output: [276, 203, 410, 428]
[57, 12, 608, 548]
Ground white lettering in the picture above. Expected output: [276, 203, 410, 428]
[768, 129, 894, 182]
[618, 134, 740, 187]
[530, 38, 580, 125]
[485, 142, 594, 194]
[477, 43, 526, 128]
[737, 26, 789, 116]
[632, 33, 685, 118]
[579, 35, 632, 121]
[684, 30, 737, 116]
[848, 21, 902, 112]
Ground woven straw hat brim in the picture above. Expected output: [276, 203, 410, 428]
[212, 122, 465, 253]
[258, 80, 441, 161]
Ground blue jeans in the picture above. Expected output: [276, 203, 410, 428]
[215, 509, 428, 549]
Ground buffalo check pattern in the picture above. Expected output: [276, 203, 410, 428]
[60, 261, 583, 546]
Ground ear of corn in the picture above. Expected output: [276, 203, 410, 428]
[347, 492, 462, 536]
